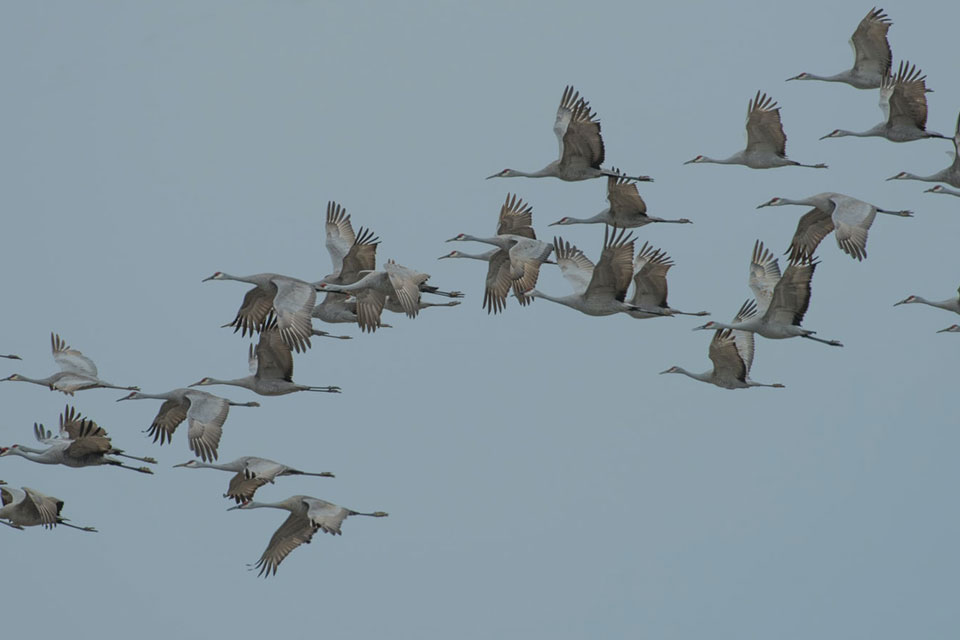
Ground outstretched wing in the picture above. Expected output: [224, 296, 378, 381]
[883, 61, 930, 130]
[252, 510, 317, 578]
[497, 194, 536, 239]
[631, 242, 672, 309]
[765, 259, 817, 327]
[584, 227, 634, 302]
[385, 261, 427, 319]
[183, 391, 229, 462]
[606, 170, 648, 220]
[254, 330, 294, 382]
[145, 398, 188, 446]
[850, 7, 892, 78]
[270, 277, 316, 354]
[556, 86, 604, 170]
[325, 201, 356, 274]
[553, 238, 595, 295]
[748, 240, 781, 314]
[830, 195, 875, 261]
[786, 208, 834, 262]
[745, 92, 787, 157]
[50, 333, 98, 377]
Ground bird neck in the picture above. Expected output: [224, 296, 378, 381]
[676, 367, 711, 383]
[5, 448, 46, 462]
[568, 211, 610, 225]
[802, 72, 848, 83]
[5, 374, 55, 386]
[710, 153, 745, 165]
[530, 290, 578, 308]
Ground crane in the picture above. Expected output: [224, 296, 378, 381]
[887, 112, 960, 187]
[487, 86, 652, 182]
[117, 389, 261, 462]
[626, 242, 709, 319]
[693, 241, 843, 346]
[524, 228, 652, 317]
[0, 484, 97, 532]
[661, 300, 784, 389]
[190, 329, 341, 396]
[894, 287, 960, 315]
[786, 7, 892, 89]
[684, 92, 827, 169]
[2, 333, 139, 395]
[204, 271, 316, 353]
[228, 495, 388, 577]
[757, 192, 912, 261]
[445, 194, 553, 313]
[173, 456, 334, 503]
[820, 62, 945, 142]
[549, 170, 692, 227]
[0, 405, 156, 474]
[925, 185, 960, 197]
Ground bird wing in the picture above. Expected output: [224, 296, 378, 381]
[709, 329, 748, 383]
[748, 240, 781, 315]
[508, 238, 553, 295]
[553, 237, 595, 295]
[385, 261, 427, 318]
[850, 7, 892, 78]
[225, 472, 269, 504]
[252, 510, 317, 577]
[254, 330, 294, 382]
[59, 405, 107, 440]
[305, 499, 352, 536]
[33, 422, 56, 444]
[556, 86, 604, 170]
[22, 487, 60, 527]
[732, 299, 758, 374]
[829, 195, 874, 261]
[325, 201, 356, 274]
[244, 457, 284, 481]
[630, 242, 672, 308]
[786, 208, 834, 262]
[336, 227, 379, 284]
[0, 486, 21, 507]
[497, 194, 536, 239]
[64, 417, 112, 459]
[483, 250, 516, 314]
[145, 398, 188, 446]
[183, 391, 229, 462]
[270, 277, 316, 353]
[584, 227, 634, 302]
[228, 285, 276, 338]
[50, 333, 98, 377]
[764, 260, 817, 327]
[883, 62, 930, 130]
[606, 171, 648, 219]
[355, 287, 388, 332]
[745, 92, 787, 157]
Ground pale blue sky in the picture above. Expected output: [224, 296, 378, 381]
[1, 2, 958, 638]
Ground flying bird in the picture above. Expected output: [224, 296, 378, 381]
[487, 86, 652, 182]
[888, 113, 960, 188]
[820, 62, 944, 142]
[925, 185, 960, 197]
[117, 389, 260, 462]
[2, 333, 139, 395]
[661, 300, 784, 389]
[684, 92, 827, 169]
[626, 242, 709, 319]
[786, 7, 892, 89]
[228, 495, 387, 577]
[549, 170, 692, 227]
[0, 484, 97, 532]
[894, 287, 960, 315]
[173, 457, 334, 503]
[757, 193, 912, 261]
[190, 329, 341, 396]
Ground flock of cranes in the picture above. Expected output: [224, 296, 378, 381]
[2, 6, 958, 577]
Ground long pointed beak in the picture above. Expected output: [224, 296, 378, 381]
[437, 255, 451, 260]
[202, 276, 215, 282]
[226, 504, 243, 511]
[658, 369, 671, 375]
[548, 220, 562, 226]
[756, 203, 769, 209]
[818, 133, 832, 140]
[682, 159, 696, 165]
[924, 187, 937, 193]
[485, 173, 498, 180]
[938, 325, 958, 333]
[885, 175, 899, 181]
[172, 462, 191, 468]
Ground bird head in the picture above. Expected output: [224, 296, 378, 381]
[683, 155, 705, 165]
[925, 186, 945, 193]
[786, 72, 810, 81]
[549, 217, 572, 226]
[756, 197, 784, 209]
[446, 233, 468, 242]
[202, 271, 225, 282]
[486, 169, 514, 179]
[116, 391, 143, 402]
[937, 324, 960, 333]
[227, 501, 254, 511]
[659, 366, 680, 375]
[692, 321, 716, 331]
[893, 295, 917, 306]
[189, 378, 212, 387]
[886, 172, 909, 181]
[437, 251, 461, 259]
[819, 129, 843, 140]
[1, 374, 20, 382]
[0, 445, 18, 456]
[173, 460, 200, 468]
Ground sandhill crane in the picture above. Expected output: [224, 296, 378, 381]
[684, 92, 828, 169]
[661, 300, 784, 389]
[487, 86, 652, 183]
[0, 354, 19, 360]
[757, 193, 912, 261]
[888, 113, 960, 187]
[190, 329, 340, 396]
[820, 62, 945, 142]
[173, 457, 334, 503]
[0, 485, 96, 532]
[937, 324, 960, 333]
[549, 170, 692, 227]
[787, 7, 892, 89]
[0, 406, 156, 474]
[313, 202, 381, 326]
[525, 228, 651, 316]
[117, 389, 260, 462]
[204, 271, 316, 353]
[1, 333, 139, 395]
[626, 242, 709, 319]
[926, 185, 960, 197]
[445, 195, 553, 313]
[228, 495, 388, 577]
[894, 287, 960, 315]
[693, 241, 843, 347]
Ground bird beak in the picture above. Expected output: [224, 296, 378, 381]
[785, 74, 800, 81]
[691, 324, 709, 331]
[923, 187, 937, 193]
[445, 237, 460, 243]
[226, 505, 242, 511]
[658, 369, 671, 375]
[756, 202, 769, 209]
[548, 220, 562, 226]
[437, 254, 451, 260]
[893, 298, 909, 306]
[188, 381, 202, 387]
[172, 462, 191, 468]
[884, 175, 899, 181]
[116, 392, 136, 402]
[202, 275, 215, 282]
[1, 375, 14, 381]
[818, 132, 833, 140]
[938, 326, 958, 333]
[682, 158, 697, 165]
[485, 173, 498, 180]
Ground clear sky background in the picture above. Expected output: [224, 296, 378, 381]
[1, 2, 957, 638]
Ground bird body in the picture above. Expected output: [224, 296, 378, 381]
[685, 92, 827, 169]
[661, 300, 783, 389]
[0, 485, 96, 532]
[757, 192, 911, 261]
[2, 333, 138, 395]
[550, 171, 691, 228]
[787, 7, 893, 89]
[191, 330, 340, 396]
[0, 406, 155, 473]
[488, 86, 651, 183]
[174, 456, 334, 503]
[228, 495, 387, 577]
[117, 389, 260, 462]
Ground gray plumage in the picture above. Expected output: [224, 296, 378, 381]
[173, 457, 335, 503]
[888, 112, 960, 187]
[0, 484, 96, 532]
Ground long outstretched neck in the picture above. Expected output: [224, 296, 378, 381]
[183, 460, 240, 472]
[675, 368, 713, 383]
[555, 212, 610, 225]
[3, 448, 51, 463]
[230, 500, 291, 512]
[3, 375, 56, 387]
[668, 307, 709, 316]
[792, 72, 848, 83]
[527, 290, 578, 309]
[200, 377, 251, 389]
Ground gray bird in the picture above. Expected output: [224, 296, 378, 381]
[173, 456, 334, 503]
[549, 170, 692, 227]
[2, 333, 138, 395]
[888, 113, 960, 188]
[0, 484, 97, 532]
